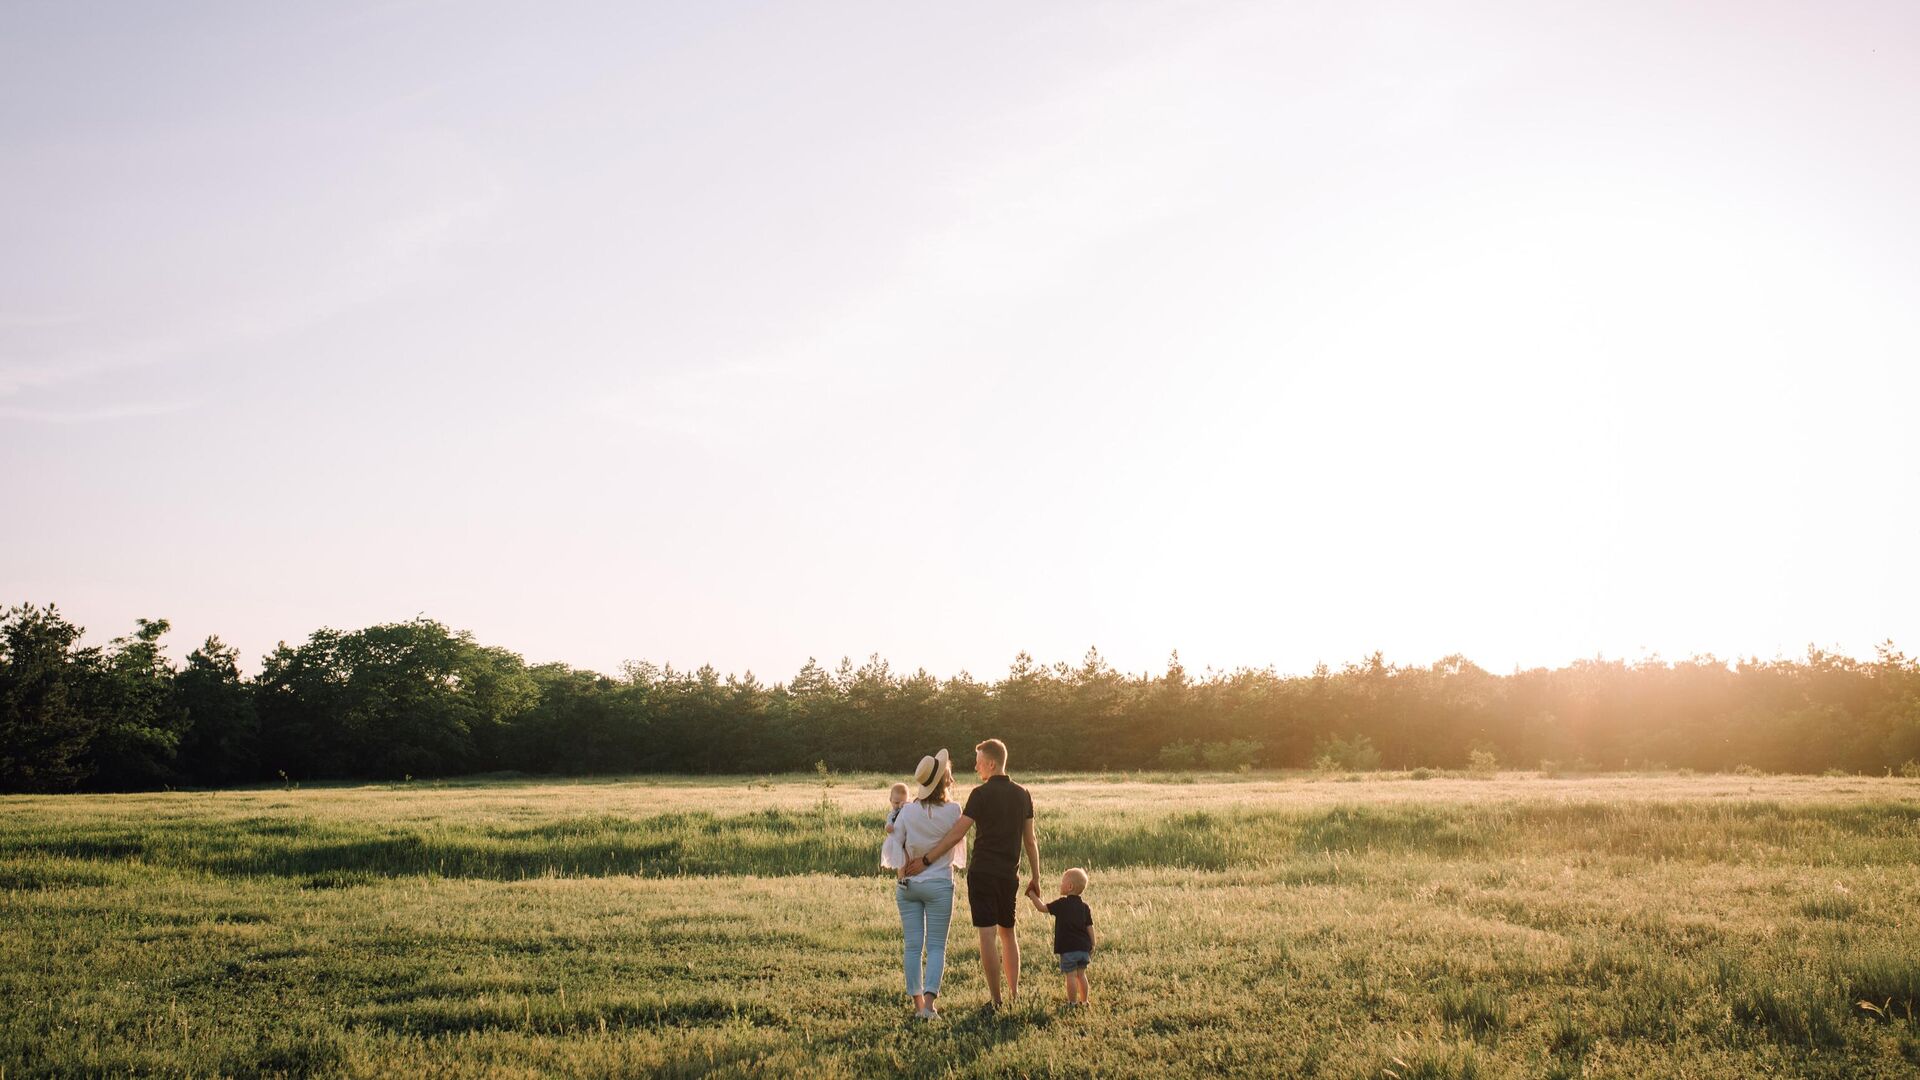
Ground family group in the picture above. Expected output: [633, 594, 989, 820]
[878, 738, 1094, 1020]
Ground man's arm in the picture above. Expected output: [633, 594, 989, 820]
[1021, 817, 1042, 896]
[899, 815, 973, 877]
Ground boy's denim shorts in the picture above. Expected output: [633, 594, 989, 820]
[1058, 950, 1092, 974]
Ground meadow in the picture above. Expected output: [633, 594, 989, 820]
[3, 770, 1919, 1078]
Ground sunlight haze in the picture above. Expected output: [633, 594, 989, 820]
[3, 1, 1917, 680]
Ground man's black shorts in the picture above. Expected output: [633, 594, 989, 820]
[968, 872, 1019, 928]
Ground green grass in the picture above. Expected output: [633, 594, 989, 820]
[3, 772, 1919, 1077]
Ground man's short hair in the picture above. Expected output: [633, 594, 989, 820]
[975, 738, 1008, 769]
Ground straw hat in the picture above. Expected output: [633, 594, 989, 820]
[911, 749, 951, 800]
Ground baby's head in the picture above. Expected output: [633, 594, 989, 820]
[1060, 867, 1088, 896]
[889, 782, 909, 808]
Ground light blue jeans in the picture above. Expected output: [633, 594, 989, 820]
[896, 876, 954, 997]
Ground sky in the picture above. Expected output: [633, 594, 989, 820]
[3, 1, 1917, 682]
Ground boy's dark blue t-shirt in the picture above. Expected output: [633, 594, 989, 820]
[1046, 894, 1093, 954]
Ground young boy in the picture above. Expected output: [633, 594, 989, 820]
[1029, 866, 1094, 1006]
[880, 782, 910, 869]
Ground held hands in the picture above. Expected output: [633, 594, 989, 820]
[1024, 877, 1042, 899]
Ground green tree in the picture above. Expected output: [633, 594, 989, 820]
[508, 663, 633, 774]
[86, 618, 190, 790]
[0, 604, 103, 792]
[173, 636, 260, 785]
[256, 618, 518, 779]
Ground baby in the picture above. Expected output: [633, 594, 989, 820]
[1028, 867, 1095, 1007]
[880, 782, 909, 869]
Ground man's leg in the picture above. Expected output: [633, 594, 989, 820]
[977, 927, 1003, 1004]
[997, 925, 1020, 1004]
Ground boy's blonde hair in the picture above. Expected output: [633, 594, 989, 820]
[1063, 867, 1088, 895]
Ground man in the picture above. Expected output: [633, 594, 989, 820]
[898, 737, 1041, 1009]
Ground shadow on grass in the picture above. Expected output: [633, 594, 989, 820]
[354, 994, 785, 1036]
[5, 800, 1916, 883]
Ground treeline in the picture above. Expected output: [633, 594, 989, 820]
[2, 602, 1918, 793]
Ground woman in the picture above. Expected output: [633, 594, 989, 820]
[885, 748, 967, 1020]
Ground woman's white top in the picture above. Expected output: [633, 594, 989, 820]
[882, 798, 967, 879]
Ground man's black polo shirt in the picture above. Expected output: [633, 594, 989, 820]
[962, 774, 1033, 879]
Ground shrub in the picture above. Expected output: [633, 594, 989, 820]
[1900, 759, 1920, 779]
[1732, 764, 1763, 777]
[1409, 767, 1435, 781]
[1200, 739, 1263, 772]
[1159, 740, 1261, 771]
[1158, 742, 1199, 770]
[1467, 748, 1498, 774]
[1313, 734, 1381, 772]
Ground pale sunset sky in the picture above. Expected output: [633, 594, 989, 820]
[3, 1, 1917, 681]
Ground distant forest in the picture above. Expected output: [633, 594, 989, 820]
[2, 602, 1917, 793]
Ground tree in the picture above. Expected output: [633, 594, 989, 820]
[174, 636, 260, 785]
[255, 618, 514, 779]
[0, 604, 102, 792]
[507, 663, 633, 774]
[11, 594, 1920, 785]
[86, 618, 190, 790]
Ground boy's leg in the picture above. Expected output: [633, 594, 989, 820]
[977, 927, 1003, 1005]
[1075, 970, 1090, 1003]
[997, 925, 1020, 1004]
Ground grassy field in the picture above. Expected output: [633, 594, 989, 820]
[4, 770, 1919, 1078]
